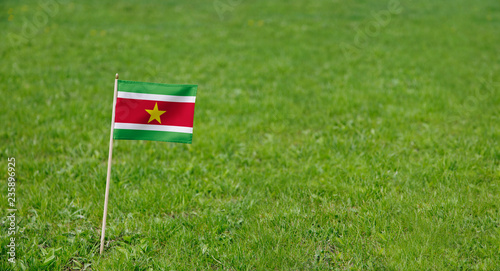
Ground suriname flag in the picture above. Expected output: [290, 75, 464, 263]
[113, 80, 197, 144]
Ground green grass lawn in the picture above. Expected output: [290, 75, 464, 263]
[1, 0, 499, 269]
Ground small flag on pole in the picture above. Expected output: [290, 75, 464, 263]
[114, 80, 197, 144]
[100, 74, 198, 254]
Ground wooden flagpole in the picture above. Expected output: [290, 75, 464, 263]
[100, 73, 119, 254]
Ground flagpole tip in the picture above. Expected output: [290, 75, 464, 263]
[115, 73, 119, 79]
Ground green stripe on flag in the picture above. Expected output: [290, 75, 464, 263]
[114, 129, 193, 144]
[118, 80, 197, 96]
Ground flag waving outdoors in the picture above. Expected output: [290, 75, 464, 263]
[113, 80, 197, 144]
[100, 76, 198, 254]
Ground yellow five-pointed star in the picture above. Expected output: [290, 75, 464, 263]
[145, 103, 166, 124]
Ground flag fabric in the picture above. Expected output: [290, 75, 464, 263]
[113, 80, 197, 144]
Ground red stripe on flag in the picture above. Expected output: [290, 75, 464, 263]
[115, 98, 195, 127]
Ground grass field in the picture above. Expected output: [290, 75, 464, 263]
[1, 0, 499, 270]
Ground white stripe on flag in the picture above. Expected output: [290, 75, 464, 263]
[117, 91, 196, 103]
[114, 123, 193, 134]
